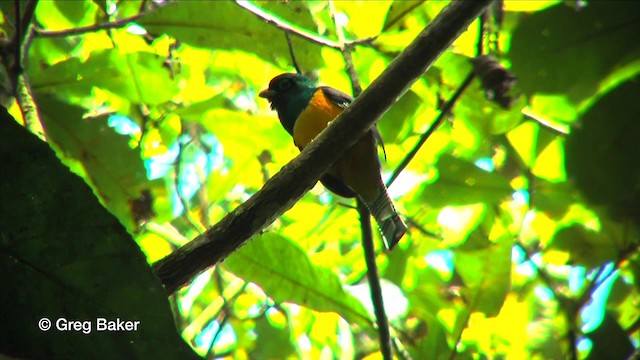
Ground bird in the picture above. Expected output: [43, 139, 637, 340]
[259, 73, 407, 249]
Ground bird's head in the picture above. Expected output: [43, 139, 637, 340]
[259, 73, 316, 134]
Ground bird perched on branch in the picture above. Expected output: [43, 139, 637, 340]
[259, 73, 406, 249]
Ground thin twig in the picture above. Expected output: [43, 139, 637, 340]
[33, 13, 144, 38]
[386, 71, 475, 187]
[567, 327, 577, 360]
[9, 0, 44, 139]
[19, 0, 38, 41]
[206, 281, 248, 358]
[236, 0, 341, 49]
[357, 200, 392, 360]
[138, 0, 149, 14]
[328, 0, 362, 96]
[15, 72, 44, 139]
[478, 8, 487, 56]
[284, 32, 302, 74]
[8, 0, 38, 87]
[347, 36, 378, 47]
[12, 0, 22, 82]
[405, 216, 440, 239]
[515, 242, 558, 296]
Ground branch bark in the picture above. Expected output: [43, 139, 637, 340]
[153, 0, 493, 295]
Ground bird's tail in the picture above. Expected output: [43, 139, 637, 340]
[364, 191, 407, 250]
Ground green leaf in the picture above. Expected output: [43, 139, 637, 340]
[411, 313, 451, 360]
[510, 1, 640, 104]
[334, 1, 392, 38]
[419, 154, 513, 207]
[29, 49, 178, 105]
[138, 1, 323, 70]
[35, 0, 100, 30]
[378, 89, 422, 142]
[548, 224, 620, 268]
[223, 234, 372, 326]
[251, 316, 296, 359]
[454, 239, 512, 316]
[533, 181, 580, 220]
[0, 108, 199, 359]
[36, 95, 149, 231]
[200, 109, 292, 191]
[564, 77, 640, 222]
[384, 1, 426, 31]
[458, 80, 525, 135]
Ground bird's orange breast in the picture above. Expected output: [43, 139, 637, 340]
[293, 89, 344, 149]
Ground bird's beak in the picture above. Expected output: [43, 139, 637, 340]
[259, 89, 275, 99]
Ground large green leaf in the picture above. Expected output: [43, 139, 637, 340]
[138, 1, 324, 70]
[548, 224, 619, 268]
[510, 1, 640, 104]
[0, 108, 199, 359]
[251, 316, 296, 359]
[564, 78, 640, 222]
[454, 239, 512, 316]
[29, 48, 178, 105]
[223, 233, 372, 326]
[35, 95, 150, 231]
[378, 89, 423, 143]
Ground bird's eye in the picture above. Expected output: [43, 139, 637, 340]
[278, 79, 292, 91]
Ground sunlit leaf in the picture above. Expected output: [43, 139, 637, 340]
[36, 95, 149, 231]
[251, 315, 296, 359]
[378, 89, 423, 143]
[29, 49, 178, 106]
[35, 0, 101, 30]
[454, 239, 512, 316]
[138, 1, 323, 70]
[334, 1, 392, 38]
[224, 234, 372, 326]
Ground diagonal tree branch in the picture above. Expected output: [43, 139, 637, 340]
[153, 0, 493, 295]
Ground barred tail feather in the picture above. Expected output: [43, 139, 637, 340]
[366, 191, 407, 250]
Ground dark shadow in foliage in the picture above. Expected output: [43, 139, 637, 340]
[584, 312, 634, 360]
[0, 106, 201, 359]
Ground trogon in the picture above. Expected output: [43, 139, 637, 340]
[259, 73, 407, 249]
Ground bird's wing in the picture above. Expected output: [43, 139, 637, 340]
[319, 86, 387, 160]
